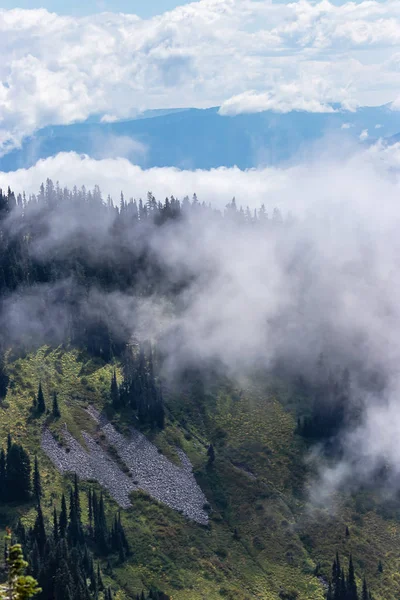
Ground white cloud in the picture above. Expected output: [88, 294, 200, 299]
[0, 152, 286, 207]
[0, 138, 399, 209]
[100, 114, 119, 123]
[219, 89, 338, 115]
[360, 128, 369, 140]
[1, 1, 400, 151]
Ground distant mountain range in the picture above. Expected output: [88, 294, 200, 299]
[2, 104, 400, 172]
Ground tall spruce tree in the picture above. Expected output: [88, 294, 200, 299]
[361, 577, 368, 600]
[333, 552, 341, 600]
[340, 568, 346, 600]
[59, 494, 68, 539]
[33, 455, 42, 500]
[33, 503, 47, 556]
[68, 486, 83, 546]
[53, 507, 59, 543]
[52, 392, 61, 418]
[347, 554, 358, 600]
[94, 493, 108, 554]
[36, 383, 46, 415]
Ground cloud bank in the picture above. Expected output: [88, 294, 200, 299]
[2, 0, 400, 153]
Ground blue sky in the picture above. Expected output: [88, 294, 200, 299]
[1, 0, 378, 16]
[1, 0, 190, 17]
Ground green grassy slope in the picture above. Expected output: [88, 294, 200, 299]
[0, 347, 397, 599]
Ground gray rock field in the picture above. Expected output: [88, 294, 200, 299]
[42, 407, 208, 524]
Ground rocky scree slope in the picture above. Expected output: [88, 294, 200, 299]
[42, 405, 208, 524]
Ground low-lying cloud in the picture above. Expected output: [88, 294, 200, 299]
[2, 140, 400, 502]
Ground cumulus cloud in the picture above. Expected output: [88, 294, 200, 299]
[1, 1, 400, 152]
[219, 89, 338, 116]
[0, 152, 287, 207]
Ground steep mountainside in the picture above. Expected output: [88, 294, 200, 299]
[0, 346, 399, 600]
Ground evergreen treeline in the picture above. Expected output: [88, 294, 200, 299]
[0, 184, 280, 361]
[111, 344, 164, 429]
[326, 552, 372, 600]
[14, 474, 131, 600]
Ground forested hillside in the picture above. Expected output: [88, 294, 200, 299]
[0, 182, 398, 600]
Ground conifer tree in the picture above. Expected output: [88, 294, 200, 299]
[54, 560, 73, 600]
[36, 383, 46, 415]
[33, 456, 42, 500]
[15, 521, 26, 548]
[94, 494, 108, 554]
[0, 529, 41, 600]
[96, 564, 104, 592]
[73, 474, 81, 518]
[53, 508, 58, 543]
[340, 568, 346, 600]
[333, 552, 341, 600]
[29, 542, 40, 581]
[67, 486, 83, 546]
[33, 504, 46, 556]
[6, 443, 31, 502]
[59, 495, 68, 539]
[347, 554, 358, 600]
[361, 577, 369, 600]
[207, 444, 215, 466]
[52, 392, 61, 418]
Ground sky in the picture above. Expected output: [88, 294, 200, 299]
[0, 0, 189, 18]
[0, 0, 378, 15]
[1, 0, 400, 155]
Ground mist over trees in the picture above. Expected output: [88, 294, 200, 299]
[1, 176, 400, 501]
[0, 181, 284, 362]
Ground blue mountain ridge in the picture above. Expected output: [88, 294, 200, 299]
[1, 104, 400, 172]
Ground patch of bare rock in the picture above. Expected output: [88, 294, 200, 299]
[41, 407, 208, 525]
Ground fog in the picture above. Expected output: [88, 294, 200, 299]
[2, 139, 400, 502]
